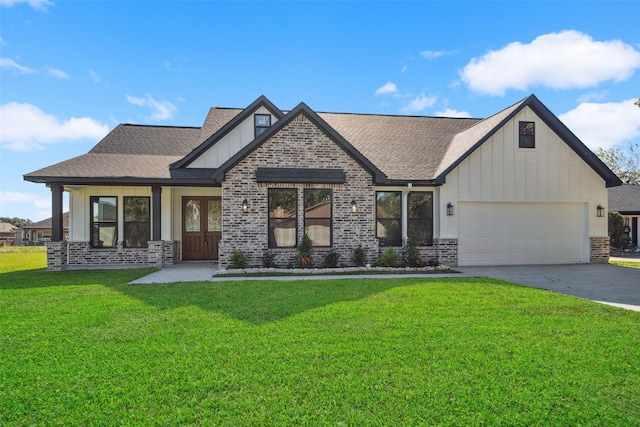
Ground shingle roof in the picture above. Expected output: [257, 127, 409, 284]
[25, 125, 204, 184]
[0, 223, 17, 233]
[319, 112, 481, 181]
[22, 212, 70, 230]
[609, 184, 640, 213]
[24, 95, 621, 188]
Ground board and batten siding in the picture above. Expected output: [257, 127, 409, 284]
[188, 106, 279, 169]
[67, 186, 222, 244]
[439, 107, 608, 239]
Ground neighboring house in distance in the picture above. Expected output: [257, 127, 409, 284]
[15, 212, 70, 246]
[609, 184, 640, 248]
[25, 94, 622, 271]
[0, 222, 18, 245]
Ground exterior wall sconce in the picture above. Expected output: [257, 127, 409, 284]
[597, 204, 605, 217]
[242, 199, 249, 214]
[351, 199, 358, 213]
[446, 202, 454, 216]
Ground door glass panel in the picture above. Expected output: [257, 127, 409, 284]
[185, 199, 201, 232]
[207, 199, 221, 232]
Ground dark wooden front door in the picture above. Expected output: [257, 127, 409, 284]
[182, 197, 222, 260]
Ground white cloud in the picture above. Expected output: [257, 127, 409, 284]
[46, 66, 69, 79]
[88, 69, 101, 83]
[460, 30, 640, 96]
[559, 98, 640, 151]
[0, 0, 54, 11]
[0, 102, 109, 151]
[126, 93, 177, 120]
[420, 50, 457, 59]
[401, 94, 437, 113]
[374, 82, 398, 96]
[576, 91, 607, 103]
[435, 108, 472, 118]
[0, 57, 35, 74]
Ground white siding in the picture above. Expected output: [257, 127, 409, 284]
[188, 106, 278, 168]
[440, 106, 609, 240]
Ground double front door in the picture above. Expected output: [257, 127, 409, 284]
[182, 197, 221, 260]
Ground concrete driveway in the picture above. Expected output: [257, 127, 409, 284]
[458, 263, 640, 310]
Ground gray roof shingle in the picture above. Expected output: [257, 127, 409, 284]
[25, 95, 620, 188]
[609, 184, 640, 213]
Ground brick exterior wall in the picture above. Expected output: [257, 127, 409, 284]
[590, 236, 610, 263]
[46, 241, 68, 271]
[219, 112, 379, 268]
[66, 240, 179, 267]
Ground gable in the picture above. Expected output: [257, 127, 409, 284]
[211, 103, 386, 184]
[435, 95, 621, 188]
[188, 106, 280, 169]
[172, 95, 284, 170]
[445, 106, 609, 202]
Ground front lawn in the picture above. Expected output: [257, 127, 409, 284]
[1, 253, 639, 425]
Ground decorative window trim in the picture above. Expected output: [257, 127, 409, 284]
[304, 188, 332, 247]
[90, 196, 118, 248]
[519, 121, 535, 149]
[123, 196, 150, 248]
[376, 191, 402, 247]
[255, 114, 271, 138]
[268, 188, 297, 248]
[407, 191, 434, 246]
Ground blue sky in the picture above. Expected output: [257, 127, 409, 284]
[1, 0, 639, 221]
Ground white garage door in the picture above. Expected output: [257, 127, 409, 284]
[458, 202, 587, 266]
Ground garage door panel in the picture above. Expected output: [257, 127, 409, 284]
[458, 202, 586, 266]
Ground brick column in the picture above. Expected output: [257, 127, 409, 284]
[46, 241, 68, 271]
[590, 237, 610, 263]
[147, 241, 164, 267]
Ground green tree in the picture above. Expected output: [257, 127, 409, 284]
[608, 211, 625, 249]
[595, 143, 640, 184]
[0, 217, 32, 228]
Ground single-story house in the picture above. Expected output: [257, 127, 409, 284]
[609, 183, 640, 248]
[14, 212, 70, 246]
[0, 222, 18, 245]
[24, 94, 622, 271]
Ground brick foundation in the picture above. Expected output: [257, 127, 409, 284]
[62, 240, 180, 267]
[590, 236, 610, 263]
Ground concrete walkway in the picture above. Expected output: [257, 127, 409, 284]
[129, 261, 639, 311]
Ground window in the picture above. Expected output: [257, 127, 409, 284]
[376, 191, 402, 246]
[90, 196, 117, 248]
[268, 188, 297, 248]
[255, 114, 271, 137]
[408, 192, 433, 246]
[124, 197, 150, 248]
[519, 121, 535, 148]
[304, 189, 332, 247]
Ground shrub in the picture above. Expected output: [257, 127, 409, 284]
[322, 249, 340, 268]
[229, 249, 248, 269]
[296, 233, 313, 268]
[402, 238, 420, 267]
[608, 211, 624, 248]
[427, 258, 440, 267]
[353, 245, 366, 267]
[261, 250, 277, 268]
[377, 248, 398, 267]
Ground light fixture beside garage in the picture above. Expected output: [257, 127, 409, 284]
[242, 199, 249, 214]
[597, 204, 605, 217]
[351, 199, 358, 213]
[447, 202, 454, 216]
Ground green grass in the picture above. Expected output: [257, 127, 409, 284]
[1, 253, 640, 425]
[610, 259, 640, 268]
